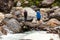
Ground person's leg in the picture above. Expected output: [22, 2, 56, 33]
[37, 18, 40, 23]
[24, 13, 27, 21]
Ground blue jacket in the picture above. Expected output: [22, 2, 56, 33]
[36, 11, 41, 19]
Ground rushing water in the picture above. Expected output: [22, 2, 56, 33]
[0, 31, 60, 40]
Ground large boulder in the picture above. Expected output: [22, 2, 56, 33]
[6, 19, 22, 33]
[23, 7, 36, 18]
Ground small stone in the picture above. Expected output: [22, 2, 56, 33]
[0, 12, 5, 23]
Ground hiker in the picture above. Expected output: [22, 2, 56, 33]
[24, 10, 27, 21]
[36, 10, 41, 23]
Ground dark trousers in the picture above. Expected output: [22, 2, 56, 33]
[24, 13, 27, 21]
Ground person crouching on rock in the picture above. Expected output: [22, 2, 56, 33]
[24, 10, 27, 21]
[36, 10, 41, 23]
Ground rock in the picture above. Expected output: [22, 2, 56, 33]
[24, 22, 40, 28]
[27, 17, 33, 22]
[40, 8, 49, 21]
[0, 0, 14, 13]
[52, 6, 59, 10]
[54, 8, 60, 15]
[16, 17, 24, 22]
[23, 7, 36, 18]
[15, 7, 23, 10]
[13, 10, 21, 16]
[0, 12, 5, 23]
[0, 26, 7, 35]
[16, 1, 21, 7]
[46, 18, 60, 27]
[30, 5, 38, 11]
[49, 8, 60, 20]
[6, 18, 22, 33]
[0, 31, 3, 35]
[11, 7, 23, 17]
[42, 0, 55, 6]
[24, 1, 29, 4]
[2, 25, 14, 34]
[5, 14, 13, 18]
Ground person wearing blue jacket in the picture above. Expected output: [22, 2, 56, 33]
[36, 11, 41, 21]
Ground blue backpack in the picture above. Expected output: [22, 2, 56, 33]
[36, 11, 41, 19]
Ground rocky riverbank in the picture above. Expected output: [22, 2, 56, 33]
[0, 0, 60, 40]
[0, 7, 59, 37]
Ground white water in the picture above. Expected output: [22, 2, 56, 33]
[0, 31, 60, 40]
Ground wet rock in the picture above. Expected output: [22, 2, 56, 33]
[0, 12, 5, 23]
[46, 18, 60, 27]
[6, 18, 22, 33]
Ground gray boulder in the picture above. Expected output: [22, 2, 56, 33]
[6, 18, 22, 33]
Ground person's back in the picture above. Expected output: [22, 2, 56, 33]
[36, 11, 41, 21]
[24, 10, 27, 21]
